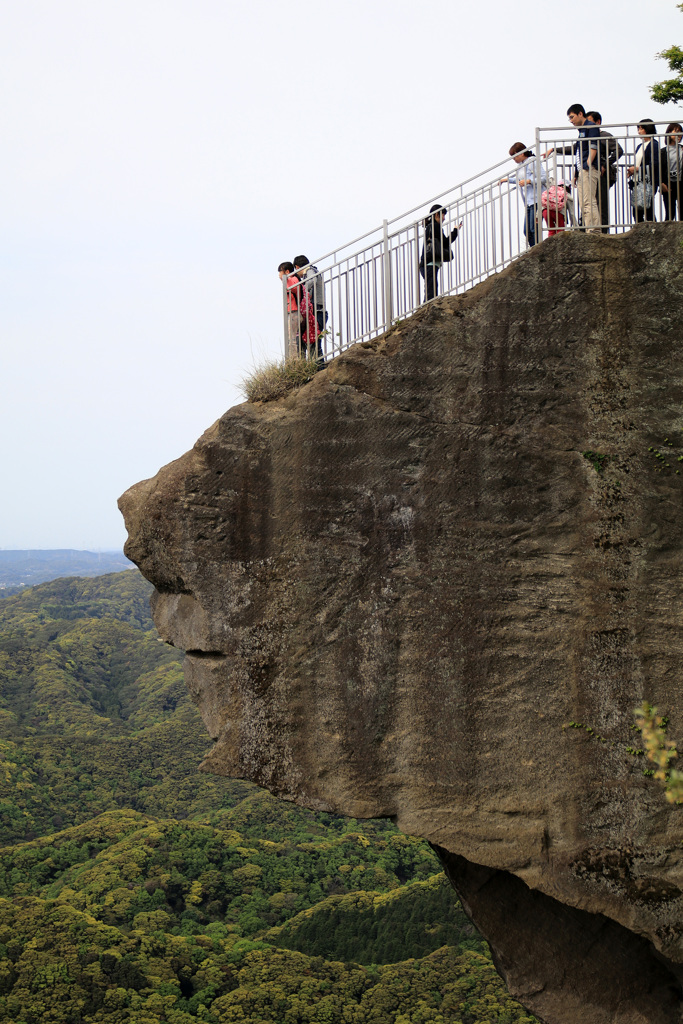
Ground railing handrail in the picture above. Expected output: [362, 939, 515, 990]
[384, 155, 515, 229]
[308, 122, 674, 270]
[538, 120, 668, 133]
[307, 154, 517, 272]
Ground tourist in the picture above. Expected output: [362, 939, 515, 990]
[278, 261, 301, 358]
[500, 143, 547, 248]
[294, 256, 326, 331]
[295, 265, 321, 362]
[586, 111, 624, 232]
[566, 104, 601, 232]
[541, 181, 567, 236]
[294, 255, 327, 364]
[419, 205, 462, 301]
[660, 122, 683, 221]
[627, 119, 660, 223]
[545, 107, 600, 230]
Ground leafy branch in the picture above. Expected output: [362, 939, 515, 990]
[651, 4, 683, 105]
[634, 702, 683, 803]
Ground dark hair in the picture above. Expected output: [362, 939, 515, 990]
[638, 119, 657, 137]
[278, 261, 295, 273]
[665, 122, 683, 136]
[567, 103, 585, 117]
[293, 255, 310, 268]
[586, 110, 601, 123]
[509, 141, 532, 158]
[424, 203, 446, 228]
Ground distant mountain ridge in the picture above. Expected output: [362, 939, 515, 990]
[0, 549, 132, 591]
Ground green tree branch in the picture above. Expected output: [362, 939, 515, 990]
[651, 5, 683, 104]
[634, 702, 683, 803]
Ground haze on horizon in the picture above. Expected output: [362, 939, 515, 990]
[2, 0, 681, 551]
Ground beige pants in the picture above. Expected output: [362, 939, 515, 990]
[577, 167, 601, 232]
[287, 310, 300, 359]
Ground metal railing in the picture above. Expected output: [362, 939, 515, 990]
[283, 122, 683, 360]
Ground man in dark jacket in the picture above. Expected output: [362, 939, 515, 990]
[587, 111, 624, 233]
[567, 104, 601, 232]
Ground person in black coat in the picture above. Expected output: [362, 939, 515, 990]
[586, 111, 624, 233]
[627, 119, 661, 223]
[660, 122, 683, 221]
[419, 204, 462, 302]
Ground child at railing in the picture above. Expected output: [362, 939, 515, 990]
[499, 143, 547, 247]
[541, 181, 567, 236]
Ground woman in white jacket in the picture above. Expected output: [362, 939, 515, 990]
[500, 142, 547, 247]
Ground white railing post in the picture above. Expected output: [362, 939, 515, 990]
[382, 218, 392, 330]
[534, 125, 543, 246]
[282, 275, 289, 359]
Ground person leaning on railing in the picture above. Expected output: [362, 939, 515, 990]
[294, 255, 327, 366]
[627, 119, 660, 224]
[660, 122, 683, 221]
[278, 261, 301, 358]
[499, 142, 547, 248]
[419, 204, 462, 302]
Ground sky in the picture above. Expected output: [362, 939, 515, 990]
[1, 0, 682, 550]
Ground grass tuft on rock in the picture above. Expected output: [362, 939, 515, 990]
[241, 356, 321, 403]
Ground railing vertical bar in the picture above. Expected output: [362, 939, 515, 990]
[282, 275, 289, 359]
[382, 219, 392, 331]
[373, 248, 379, 336]
[534, 126, 543, 248]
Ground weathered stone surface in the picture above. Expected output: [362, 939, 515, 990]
[119, 226, 683, 1023]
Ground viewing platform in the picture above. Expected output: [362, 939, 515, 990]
[283, 122, 679, 360]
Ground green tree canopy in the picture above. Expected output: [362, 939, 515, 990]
[652, 4, 683, 104]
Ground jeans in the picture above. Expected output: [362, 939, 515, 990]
[524, 205, 538, 247]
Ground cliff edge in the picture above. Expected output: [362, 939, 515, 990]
[119, 226, 683, 1024]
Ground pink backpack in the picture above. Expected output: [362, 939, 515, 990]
[541, 184, 567, 212]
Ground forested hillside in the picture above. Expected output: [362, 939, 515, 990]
[267, 874, 483, 965]
[0, 572, 243, 844]
[0, 809, 535, 1024]
[0, 573, 537, 1023]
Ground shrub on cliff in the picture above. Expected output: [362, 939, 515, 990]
[240, 356, 319, 403]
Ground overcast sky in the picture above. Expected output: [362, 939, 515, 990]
[1, 0, 682, 550]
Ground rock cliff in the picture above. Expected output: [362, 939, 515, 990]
[119, 226, 683, 1024]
